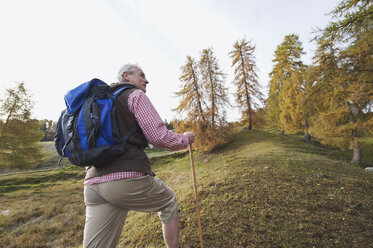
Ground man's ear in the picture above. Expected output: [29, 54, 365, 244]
[122, 72, 129, 82]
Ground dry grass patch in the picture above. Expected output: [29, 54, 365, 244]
[0, 168, 85, 248]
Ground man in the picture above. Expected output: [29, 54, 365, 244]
[83, 63, 195, 248]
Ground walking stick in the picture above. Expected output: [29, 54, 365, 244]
[188, 144, 204, 248]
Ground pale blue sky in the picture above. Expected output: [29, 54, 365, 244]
[0, 0, 340, 122]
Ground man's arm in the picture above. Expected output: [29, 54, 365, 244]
[128, 90, 193, 151]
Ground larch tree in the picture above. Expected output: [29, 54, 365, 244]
[199, 47, 229, 129]
[310, 0, 373, 165]
[266, 75, 282, 128]
[307, 38, 341, 143]
[174, 48, 231, 152]
[0, 82, 44, 169]
[300, 65, 319, 143]
[229, 38, 264, 130]
[267, 34, 306, 133]
[174, 56, 206, 124]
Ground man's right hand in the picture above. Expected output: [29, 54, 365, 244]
[183, 132, 195, 144]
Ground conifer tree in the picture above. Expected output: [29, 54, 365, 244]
[300, 65, 318, 143]
[174, 56, 206, 123]
[199, 47, 229, 129]
[266, 76, 282, 128]
[0, 82, 44, 169]
[267, 34, 306, 133]
[174, 49, 231, 151]
[310, 0, 373, 164]
[229, 38, 263, 130]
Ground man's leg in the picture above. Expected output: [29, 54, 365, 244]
[98, 176, 180, 247]
[162, 216, 180, 248]
[83, 184, 128, 248]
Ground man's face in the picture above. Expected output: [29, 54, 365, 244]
[123, 67, 149, 93]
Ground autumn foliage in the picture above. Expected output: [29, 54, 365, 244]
[229, 38, 264, 130]
[265, 0, 373, 164]
[174, 48, 231, 151]
[173, 0, 372, 164]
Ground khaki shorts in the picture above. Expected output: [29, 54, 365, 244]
[83, 175, 178, 248]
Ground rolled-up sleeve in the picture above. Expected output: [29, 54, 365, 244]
[128, 90, 189, 151]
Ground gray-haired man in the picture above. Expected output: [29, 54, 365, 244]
[83, 64, 195, 248]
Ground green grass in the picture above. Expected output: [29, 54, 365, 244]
[145, 147, 179, 157]
[0, 129, 373, 247]
[35, 142, 180, 168]
[360, 137, 373, 166]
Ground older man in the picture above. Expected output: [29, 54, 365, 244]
[83, 64, 195, 248]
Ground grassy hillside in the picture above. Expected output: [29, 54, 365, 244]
[0, 130, 372, 247]
[35, 142, 178, 169]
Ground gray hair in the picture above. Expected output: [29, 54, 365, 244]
[117, 63, 140, 83]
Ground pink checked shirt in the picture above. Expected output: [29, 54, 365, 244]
[84, 89, 189, 185]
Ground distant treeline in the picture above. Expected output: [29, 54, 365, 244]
[39, 119, 56, 142]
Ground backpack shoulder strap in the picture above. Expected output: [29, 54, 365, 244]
[114, 85, 136, 97]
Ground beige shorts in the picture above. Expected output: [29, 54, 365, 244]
[83, 175, 178, 248]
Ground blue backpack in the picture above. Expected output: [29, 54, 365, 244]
[54, 78, 137, 167]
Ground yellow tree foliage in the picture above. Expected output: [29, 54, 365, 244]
[199, 48, 229, 129]
[174, 49, 231, 152]
[299, 65, 319, 143]
[173, 119, 231, 152]
[267, 34, 306, 133]
[251, 108, 267, 130]
[266, 76, 282, 128]
[310, 0, 373, 164]
[174, 56, 206, 123]
[229, 38, 264, 130]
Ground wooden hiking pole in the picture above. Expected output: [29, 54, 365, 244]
[188, 144, 204, 248]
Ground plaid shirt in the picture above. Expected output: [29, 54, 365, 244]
[84, 89, 189, 185]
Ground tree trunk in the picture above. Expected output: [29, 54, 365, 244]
[304, 130, 311, 143]
[241, 49, 252, 131]
[209, 72, 215, 129]
[192, 67, 206, 123]
[304, 115, 311, 143]
[246, 86, 252, 130]
[248, 109, 252, 130]
[351, 140, 361, 165]
[246, 100, 252, 130]
[348, 103, 361, 165]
